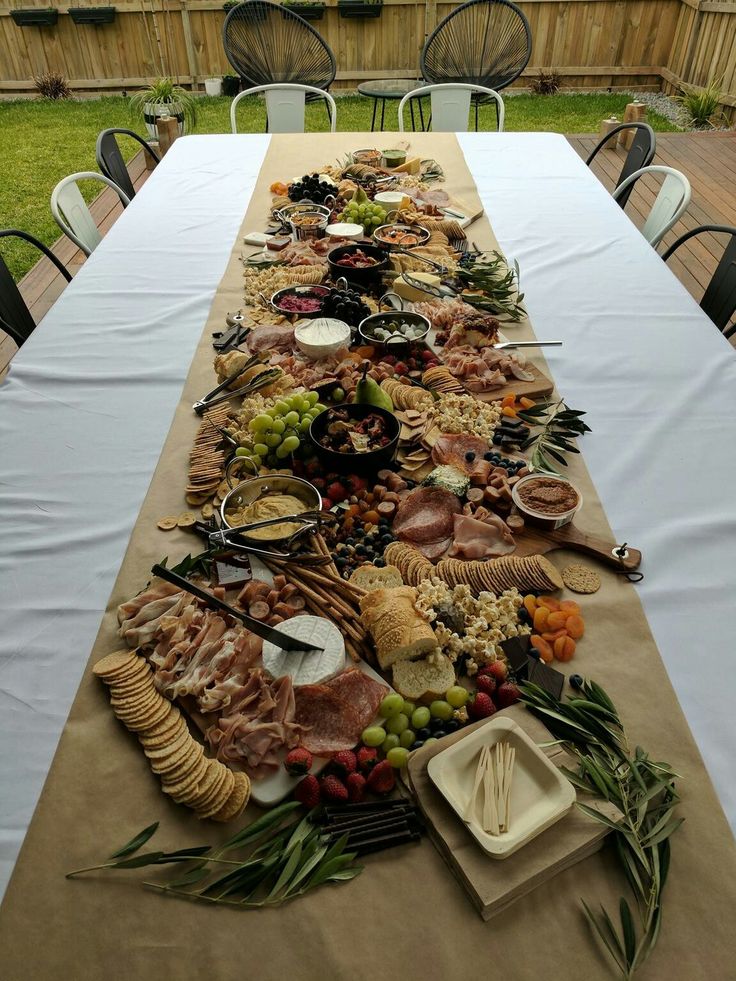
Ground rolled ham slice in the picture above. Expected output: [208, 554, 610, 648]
[447, 512, 517, 560]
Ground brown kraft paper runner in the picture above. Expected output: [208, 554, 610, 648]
[0, 133, 734, 981]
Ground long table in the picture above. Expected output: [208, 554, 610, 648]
[0, 132, 734, 909]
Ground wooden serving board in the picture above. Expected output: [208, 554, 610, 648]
[472, 363, 555, 403]
[511, 521, 642, 571]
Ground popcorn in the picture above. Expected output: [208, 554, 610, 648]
[430, 393, 502, 439]
[415, 578, 529, 667]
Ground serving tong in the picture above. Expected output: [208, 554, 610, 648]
[192, 352, 278, 416]
[208, 510, 333, 556]
[212, 311, 251, 352]
[151, 563, 324, 653]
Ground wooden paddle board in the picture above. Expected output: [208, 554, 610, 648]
[510, 522, 642, 571]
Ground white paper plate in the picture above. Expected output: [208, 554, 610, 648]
[427, 716, 575, 859]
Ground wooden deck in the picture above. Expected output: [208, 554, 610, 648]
[2, 132, 735, 380]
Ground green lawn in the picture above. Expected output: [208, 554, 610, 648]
[0, 93, 678, 280]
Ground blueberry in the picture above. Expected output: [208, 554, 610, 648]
[378, 518, 389, 528]
[417, 727, 431, 740]
[345, 537, 355, 546]
[373, 557, 385, 567]
[354, 527, 365, 538]
[430, 718, 445, 733]
[355, 544, 367, 556]
[412, 740, 425, 751]
[528, 647, 540, 660]
[445, 720, 460, 733]
[381, 533, 393, 545]
[518, 606, 531, 624]
[335, 556, 348, 567]
[484, 452, 494, 462]
[433, 729, 447, 739]
[465, 451, 476, 462]
[569, 674, 584, 690]
[492, 434, 502, 445]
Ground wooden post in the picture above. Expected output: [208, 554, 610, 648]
[180, 2, 200, 91]
[619, 102, 647, 149]
[599, 116, 620, 148]
[156, 114, 179, 154]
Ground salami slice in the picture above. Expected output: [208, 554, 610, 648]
[294, 668, 388, 756]
[432, 434, 492, 481]
[392, 487, 461, 545]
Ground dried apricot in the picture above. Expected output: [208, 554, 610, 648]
[533, 606, 550, 632]
[559, 600, 581, 615]
[531, 635, 554, 663]
[501, 394, 516, 408]
[519, 397, 535, 409]
[546, 610, 569, 631]
[523, 594, 537, 618]
[554, 635, 576, 661]
[565, 615, 585, 639]
[542, 629, 568, 642]
[362, 510, 380, 524]
[502, 406, 519, 419]
[538, 595, 561, 612]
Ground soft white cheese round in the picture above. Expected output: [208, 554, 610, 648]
[326, 222, 363, 239]
[262, 615, 346, 686]
[294, 318, 352, 359]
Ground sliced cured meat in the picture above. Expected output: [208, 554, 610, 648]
[448, 512, 516, 560]
[432, 434, 491, 481]
[326, 668, 387, 722]
[443, 344, 532, 392]
[392, 486, 461, 545]
[294, 668, 388, 756]
[416, 536, 452, 561]
[245, 323, 295, 354]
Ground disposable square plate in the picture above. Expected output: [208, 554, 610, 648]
[427, 715, 576, 859]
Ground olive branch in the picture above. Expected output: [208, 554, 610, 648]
[516, 398, 591, 475]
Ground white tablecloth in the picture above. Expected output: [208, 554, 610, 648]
[0, 132, 734, 897]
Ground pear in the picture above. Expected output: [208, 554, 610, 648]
[355, 361, 393, 412]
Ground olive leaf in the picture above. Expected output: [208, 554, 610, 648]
[67, 806, 362, 910]
[520, 679, 683, 979]
[454, 251, 526, 321]
[518, 399, 591, 477]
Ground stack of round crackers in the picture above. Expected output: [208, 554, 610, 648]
[93, 651, 250, 823]
[384, 541, 563, 594]
[380, 377, 434, 412]
[421, 365, 464, 394]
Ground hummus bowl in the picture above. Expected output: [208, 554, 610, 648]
[220, 472, 322, 543]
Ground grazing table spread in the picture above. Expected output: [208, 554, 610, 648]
[1, 132, 736, 980]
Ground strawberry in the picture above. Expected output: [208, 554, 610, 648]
[366, 759, 395, 795]
[481, 661, 508, 684]
[347, 474, 368, 493]
[284, 747, 313, 776]
[332, 750, 357, 777]
[496, 681, 521, 709]
[346, 772, 367, 803]
[420, 349, 436, 362]
[356, 746, 379, 772]
[294, 774, 320, 808]
[327, 481, 348, 503]
[468, 692, 496, 720]
[476, 674, 497, 698]
[320, 774, 348, 803]
[394, 362, 408, 376]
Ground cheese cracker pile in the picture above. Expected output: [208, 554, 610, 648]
[93, 650, 250, 823]
[384, 541, 563, 594]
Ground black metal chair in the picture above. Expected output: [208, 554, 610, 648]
[420, 0, 531, 130]
[95, 128, 160, 202]
[223, 1, 336, 100]
[662, 225, 736, 338]
[585, 123, 656, 209]
[0, 230, 72, 348]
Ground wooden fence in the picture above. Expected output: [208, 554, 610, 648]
[0, 0, 734, 117]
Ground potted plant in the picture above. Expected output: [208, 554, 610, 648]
[69, 6, 116, 24]
[338, 0, 382, 18]
[11, 8, 58, 26]
[222, 74, 241, 97]
[282, 0, 325, 20]
[129, 78, 197, 137]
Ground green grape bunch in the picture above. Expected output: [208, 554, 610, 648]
[339, 199, 387, 235]
[235, 391, 326, 470]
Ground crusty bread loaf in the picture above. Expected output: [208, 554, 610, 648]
[359, 586, 437, 670]
[349, 564, 403, 592]
[392, 653, 455, 701]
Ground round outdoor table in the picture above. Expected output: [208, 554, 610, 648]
[357, 78, 425, 131]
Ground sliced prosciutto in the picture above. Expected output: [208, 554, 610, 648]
[392, 486, 462, 560]
[294, 668, 388, 756]
[432, 434, 491, 482]
[444, 344, 534, 392]
[245, 323, 295, 355]
[207, 671, 303, 778]
[448, 512, 516, 560]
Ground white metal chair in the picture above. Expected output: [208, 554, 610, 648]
[612, 165, 691, 249]
[51, 172, 130, 257]
[230, 83, 337, 134]
[397, 83, 505, 133]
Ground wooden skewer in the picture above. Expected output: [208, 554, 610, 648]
[467, 746, 487, 821]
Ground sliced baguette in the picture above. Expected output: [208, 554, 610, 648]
[359, 586, 437, 670]
[349, 564, 403, 591]
[392, 653, 455, 702]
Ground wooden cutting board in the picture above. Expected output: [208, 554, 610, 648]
[472, 363, 554, 403]
[510, 521, 642, 571]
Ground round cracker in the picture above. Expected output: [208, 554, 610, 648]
[211, 771, 251, 823]
[139, 717, 187, 747]
[122, 699, 173, 732]
[150, 739, 201, 775]
[187, 759, 225, 808]
[562, 563, 601, 594]
[139, 706, 183, 738]
[93, 650, 139, 679]
[157, 516, 179, 531]
[196, 767, 236, 820]
[143, 726, 192, 760]
[193, 764, 230, 812]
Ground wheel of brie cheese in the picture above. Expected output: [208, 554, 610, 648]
[262, 615, 346, 686]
